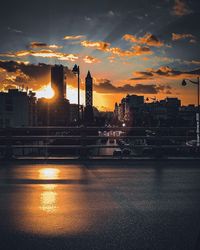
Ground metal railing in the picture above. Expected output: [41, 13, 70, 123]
[0, 126, 199, 160]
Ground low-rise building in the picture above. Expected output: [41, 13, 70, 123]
[0, 89, 36, 128]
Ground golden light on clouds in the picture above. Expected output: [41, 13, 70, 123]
[63, 35, 86, 40]
[0, 50, 79, 62]
[81, 39, 154, 57]
[123, 33, 164, 47]
[83, 55, 101, 64]
[81, 40, 110, 51]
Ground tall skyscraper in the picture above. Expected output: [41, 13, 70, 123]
[51, 65, 66, 100]
[85, 71, 94, 124]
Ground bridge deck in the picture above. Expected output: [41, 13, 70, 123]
[0, 162, 200, 250]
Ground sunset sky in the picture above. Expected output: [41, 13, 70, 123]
[0, 0, 200, 110]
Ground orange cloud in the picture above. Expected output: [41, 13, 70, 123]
[171, 0, 192, 16]
[172, 33, 196, 43]
[108, 46, 153, 57]
[123, 34, 138, 43]
[131, 45, 153, 56]
[58, 54, 79, 61]
[81, 40, 153, 57]
[123, 33, 164, 47]
[109, 46, 153, 57]
[109, 47, 133, 56]
[0, 49, 102, 64]
[83, 55, 101, 64]
[142, 57, 150, 61]
[81, 40, 110, 51]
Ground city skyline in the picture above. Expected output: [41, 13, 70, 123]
[0, 0, 200, 110]
[1, 2, 200, 250]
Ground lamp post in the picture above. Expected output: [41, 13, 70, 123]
[182, 77, 200, 147]
[72, 64, 80, 125]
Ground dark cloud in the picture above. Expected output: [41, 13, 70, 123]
[94, 79, 171, 94]
[0, 60, 50, 77]
[131, 66, 200, 80]
[0, 60, 74, 90]
[171, 0, 193, 16]
[7, 27, 23, 34]
[29, 42, 47, 48]
[29, 42, 63, 49]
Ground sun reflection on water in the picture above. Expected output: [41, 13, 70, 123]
[39, 168, 60, 179]
[40, 189, 57, 213]
[39, 168, 60, 213]
[9, 165, 101, 236]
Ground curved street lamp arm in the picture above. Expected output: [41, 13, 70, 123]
[184, 78, 199, 85]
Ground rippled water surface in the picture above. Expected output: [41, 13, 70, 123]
[0, 162, 200, 250]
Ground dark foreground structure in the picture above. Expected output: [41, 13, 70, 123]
[1, 126, 200, 160]
[0, 161, 200, 250]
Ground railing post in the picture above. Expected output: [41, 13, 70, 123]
[4, 128, 13, 160]
[154, 131, 163, 158]
[80, 125, 88, 160]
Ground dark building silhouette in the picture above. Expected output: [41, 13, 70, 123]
[69, 104, 84, 125]
[0, 89, 37, 127]
[37, 64, 70, 126]
[37, 98, 70, 126]
[84, 71, 94, 124]
[51, 65, 66, 100]
[114, 94, 144, 126]
[114, 95, 185, 127]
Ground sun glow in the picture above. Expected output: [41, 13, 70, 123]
[39, 168, 60, 179]
[36, 83, 55, 99]
[67, 85, 85, 104]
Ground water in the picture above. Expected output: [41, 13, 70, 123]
[0, 162, 200, 250]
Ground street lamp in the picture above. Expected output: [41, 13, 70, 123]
[72, 64, 80, 125]
[182, 77, 200, 147]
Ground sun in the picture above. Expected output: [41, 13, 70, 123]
[36, 83, 55, 99]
